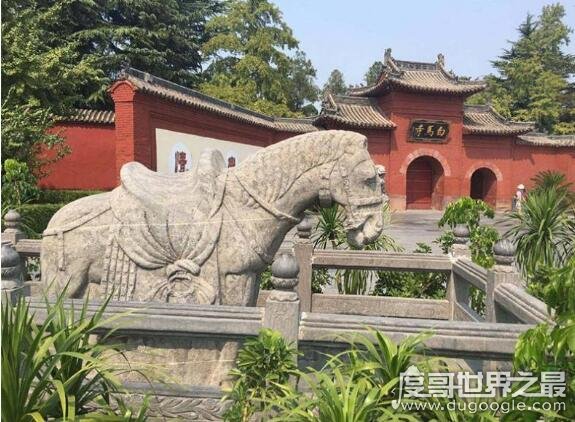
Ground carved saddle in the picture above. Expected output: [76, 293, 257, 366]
[106, 149, 228, 303]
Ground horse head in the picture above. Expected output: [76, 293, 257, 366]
[320, 133, 385, 247]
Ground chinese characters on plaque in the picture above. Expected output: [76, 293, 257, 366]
[410, 120, 450, 141]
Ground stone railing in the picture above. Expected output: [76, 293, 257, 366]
[287, 216, 551, 326]
[0, 210, 557, 420]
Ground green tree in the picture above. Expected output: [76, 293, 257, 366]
[322, 69, 347, 97]
[2, 0, 221, 110]
[364, 61, 384, 86]
[472, 4, 575, 133]
[2, 0, 220, 199]
[1, 99, 69, 176]
[200, 0, 318, 117]
[285, 51, 320, 116]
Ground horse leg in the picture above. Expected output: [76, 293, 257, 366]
[41, 242, 90, 298]
[221, 272, 259, 306]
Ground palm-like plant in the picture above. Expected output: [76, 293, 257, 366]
[313, 204, 347, 249]
[328, 329, 430, 389]
[1, 291, 145, 421]
[506, 187, 575, 279]
[313, 203, 401, 295]
[284, 368, 387, 422]
[532, 170, 573, 195]
[267, 330, 427, 421]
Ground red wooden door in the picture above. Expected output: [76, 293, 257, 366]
[406, 158, 432, 209]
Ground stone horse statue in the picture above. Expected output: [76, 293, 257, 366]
[41, 130, 385, 305]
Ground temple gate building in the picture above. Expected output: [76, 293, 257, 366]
[42, 50, 575, 210]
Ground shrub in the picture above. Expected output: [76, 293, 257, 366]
[224, 329, 299, 422]
[18, 203, 65, 238]
[435, 198, 499, 271]
[1, 159, 40, 208]
[470, 225, 499, 269]
[34, 189, 103, 204]
[438, 197, 494, 231]
[512, 257, 575, 419]
[373, 243, 448, 299]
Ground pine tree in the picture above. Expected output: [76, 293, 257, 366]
[1, 0, 221, 187]
[200, 0, 318, 117]
[475, 4, 575, 133]
[322, 69, 347, 97]
[364, 61, 384, 86]
[2, 0, 221, 111]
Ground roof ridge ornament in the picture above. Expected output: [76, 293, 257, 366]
[384, 48, 401, 73]
[436, 53, 445, 68]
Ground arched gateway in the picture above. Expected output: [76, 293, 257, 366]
[470, 167, 498, 207]
[406, 156, 445, 210]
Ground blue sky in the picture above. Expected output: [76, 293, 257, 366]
[273, 0, 575, 88]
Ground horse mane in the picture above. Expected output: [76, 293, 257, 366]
[233, 130, 367, 204]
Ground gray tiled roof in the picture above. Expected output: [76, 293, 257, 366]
[314, 94, 395, 129]
[59, 109, 116, 124]
[463, 105, 534, 135]
[349, 50, 485, 97]
[517, 133, 575, 148]
[114, 68, 317, 133]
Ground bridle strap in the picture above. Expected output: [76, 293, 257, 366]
[234, 173, 300, 224]
[318, 161, 337, 207]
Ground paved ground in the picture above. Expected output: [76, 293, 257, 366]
[280, 210, 515, 254]
[385, 210, 514, 253]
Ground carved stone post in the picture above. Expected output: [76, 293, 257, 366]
[486, 239, 521, 323]
[263, 253, 300, 350]
[450, 224, 471, 259]
[2, 209, 25, 246]
[1, 241, 25, 303]
[447, 224, 471, 319]
[294, 213, 313, 312]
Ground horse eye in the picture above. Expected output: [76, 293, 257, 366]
[366, 175, 377, 187]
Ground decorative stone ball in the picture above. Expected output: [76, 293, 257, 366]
[1, 241, 20, 269]
[4, 209, 21, 229]
[493, 238, 516, 265]
[453, 224, 470, 244]
[1, 241, 23, 287]
[296, 214, 313, 239]
[271, 253, 300, 279]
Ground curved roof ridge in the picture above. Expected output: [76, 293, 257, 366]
[111, 67, 317, 133]
[348, 49, 485, 97]
[463, 105, 534, 135]
[314, 95, 395, 129]
[57, 108, 115, 125]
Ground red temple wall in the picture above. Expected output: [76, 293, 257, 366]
[39, 123, 116, 190]
[510, 144, 575, 191]
[110, 82, 286, 183]
[38, 84, 574, 211]
[381, 91, 466, 210]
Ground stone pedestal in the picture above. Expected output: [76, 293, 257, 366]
[263, 253, 301, 349]
[1, 240, 24, 303]
[484, 238, 520, 374]
[294, 214, 313, 312]
[486, 239, 521, 324]
[447, 224, 470, 318]
[2, 210, 26, 246]
[450, 224, 471, 259]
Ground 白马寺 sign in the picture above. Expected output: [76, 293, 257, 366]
[410, 120, 450, 141]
